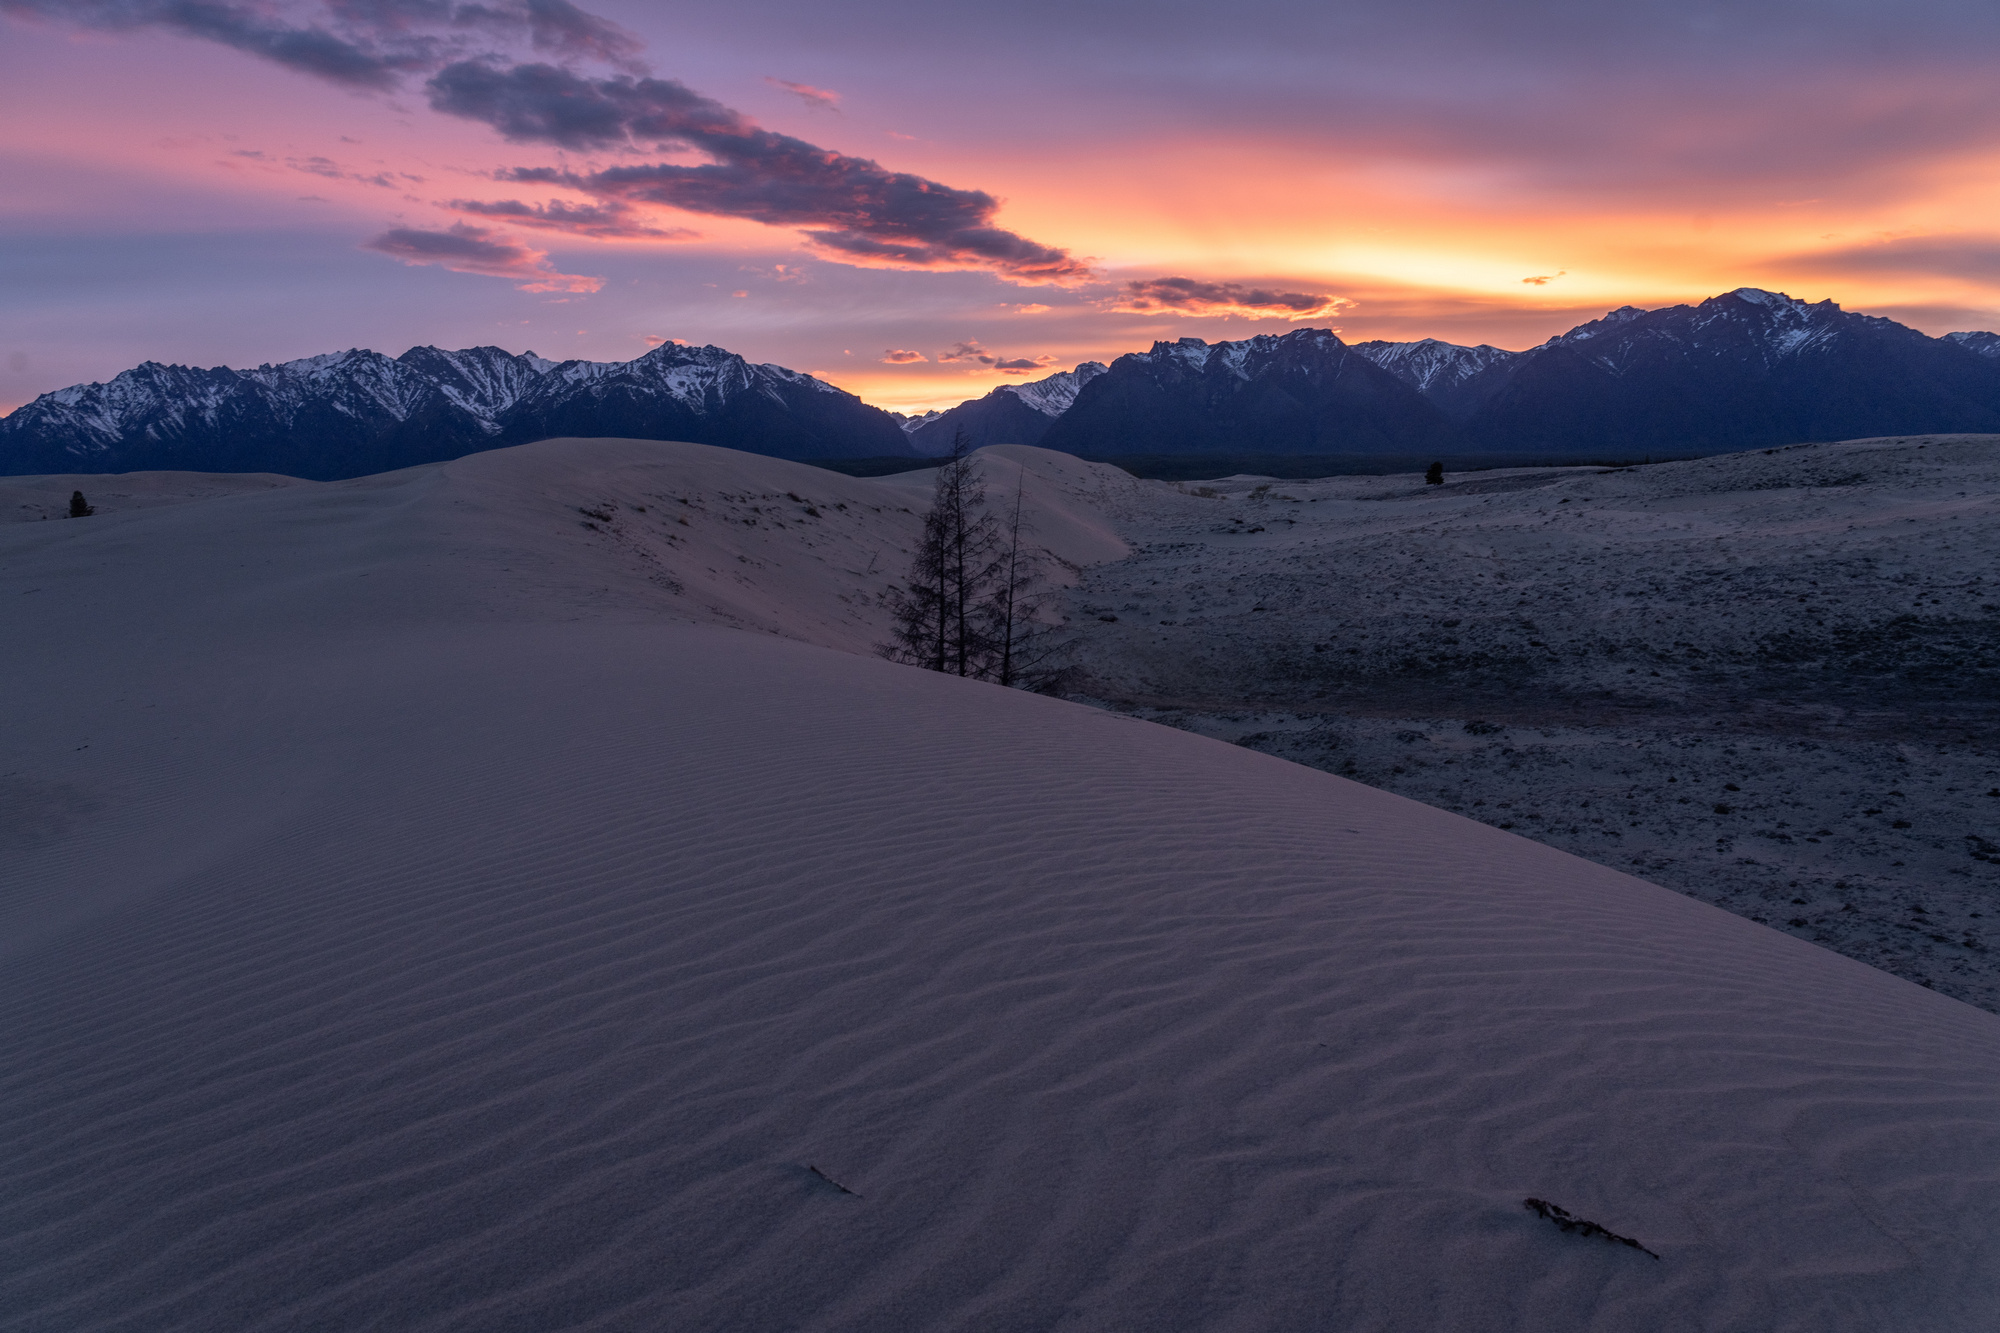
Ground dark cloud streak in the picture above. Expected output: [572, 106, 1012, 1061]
[448, 195, 697, 239]
[426, 62, 746, 147]
[3, 0, 1091, 283]
[440, 63, 1089, 281]
[1113, 277, 1348, 318]
[2, 0, 431, 87]
[362, 221, 601, 289]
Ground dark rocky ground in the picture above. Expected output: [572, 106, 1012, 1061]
[1059, 435, 2000, 1010]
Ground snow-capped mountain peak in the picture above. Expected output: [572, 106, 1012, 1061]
[1548, 305, 1650, 347]
[3, 341, 908, 477]
[1350, 338, 1519, 391]
[999, 361, 1109, 417]
[1727, 286, 1813, 310]
[1945, 330, 2000, 359]
[1134, 328, 1347, 380]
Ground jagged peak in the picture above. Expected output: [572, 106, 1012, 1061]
[1943, 330, 2000, 357]
[994, 361, 1110, 417]
[1723, 287, 1831, 313]
[1136, 326, 1345, 371]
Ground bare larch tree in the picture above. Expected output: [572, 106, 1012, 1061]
[978, 468, 1073, 692]
[883, 433, 999, 675]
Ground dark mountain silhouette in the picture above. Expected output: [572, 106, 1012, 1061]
[1465, 290, 2000, 453]
[8, 292, 1998, 478]
[1037, 330, 1462, 456]
[901, 362, 1108, 454]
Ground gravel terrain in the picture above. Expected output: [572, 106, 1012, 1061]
[1060, 434, 2000, 1010]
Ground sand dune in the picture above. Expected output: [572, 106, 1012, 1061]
[5, 438, 1999, 1330]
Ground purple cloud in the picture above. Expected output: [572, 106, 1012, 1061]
[519, 0, 641, 68]
[430, 62, 1090, 282]
[936, 340, 990, 364]
[767, 77, 840, 112]
[1111, 277, 1349, 319]
[6, 0, 1089, 284]
[992, 355, 1056, 373]
[425, 61, 745, 147]
[930, 341, 1051, 371]
[447, 196, 697, 239]
[361, 221, 601, 290]
[2, 0, 434, 88]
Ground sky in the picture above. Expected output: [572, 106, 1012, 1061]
[4, 0, 2000, 416]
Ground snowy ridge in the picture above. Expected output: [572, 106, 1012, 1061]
[1350, 338, 1520, 394]
[999, 361, 1109, 417]
[12, 296, 2000, 476]
[1549, 289, 1885, 371]
[1131, 330, 1347, 381]
[1946, 330, 2000, 359]
[1549, 306, 1648, 345]
[1, 341, 900, 476]
[8, 342, 860, 446]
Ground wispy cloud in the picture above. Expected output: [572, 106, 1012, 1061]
[361, 222, 602, 290]
[448, 196, 696, 239]
[5, 0, 439, 88]
[7, 0, 1087, 286]
[936, 340, 990, 364]
[1768, 235, 2000, 287]
[880, 348, 926, 363]
[448, 63, 1091, 283]
[1109, 276, 1349, 319]
[766, 77, 839, 112]
[993, 355, 1057, 374]
[931, 341, 1052, 372]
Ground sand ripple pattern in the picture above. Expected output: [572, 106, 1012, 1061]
[4, 442, 1999, 1330]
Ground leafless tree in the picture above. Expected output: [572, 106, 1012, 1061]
[978, 468, 1074, 692]
[882, 432, 1000, 675]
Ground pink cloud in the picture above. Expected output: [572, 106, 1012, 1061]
[765, 78, 839, 112]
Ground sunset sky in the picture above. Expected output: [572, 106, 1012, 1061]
[4, 0, 2000, 415]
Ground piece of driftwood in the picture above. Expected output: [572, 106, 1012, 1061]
[1523, 1197, 1659, 1259]
[808, 1165, 861, 1197]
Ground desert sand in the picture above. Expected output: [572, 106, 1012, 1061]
[5, 438, 1998, 1331]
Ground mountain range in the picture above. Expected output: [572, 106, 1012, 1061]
[5, 289, 1999, 478]
[0, 342, 910, 480]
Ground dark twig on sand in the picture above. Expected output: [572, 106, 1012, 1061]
[1523, 1198, 1659, 1259]
[809, 1165, 861, 1197]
